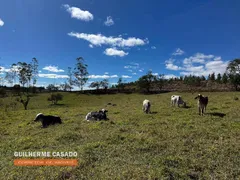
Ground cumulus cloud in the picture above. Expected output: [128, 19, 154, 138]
[151, 46, 156, 49]
[104, 16, 114, 26]
[68, 32, 148, 48]
[104, 48, 128, 57]
[43, 66, 64, 72]
[63, 4, 93, 21]
[183, 53, 214, 65]
[165, 58, 182, 70]
[0, 18, 4, 26]
[164, 74, 178, 79]
[122, 75, 132, 78]
[88, 74, 118, 79]
[165, 52, 228, 76]
[89, 44, 94, 48]
[39, 73, 68, 79]
[172, 48, 185, 56]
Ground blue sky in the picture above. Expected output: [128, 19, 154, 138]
[0, 0, 239, 88]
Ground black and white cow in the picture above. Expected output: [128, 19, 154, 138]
[34, 113, 62, 128]
[85, 109, 108, 121]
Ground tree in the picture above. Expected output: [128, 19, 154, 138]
[156, 74, 165, 91]
[47, 84, 59, 92]
[47, 93, 63, 104]
[31, 58, 39, 86]
[201, 75, 206, 81]
[14, 62, 33, 110]
[227, 59, 240, 90]
[16, 62, 33, 88]
[137, 71, 156, 93]
[216, 73, 222, 83]
[74, 57, 89, 91]
[100, 79, 109, 93]
[67, 67, 74, 91]
[222, 73, 228, 84]
[89, 81, 101, 90]
[59, 82, 72, 91]
[210, 73, 215, 81]
[117, 77, 125, 92]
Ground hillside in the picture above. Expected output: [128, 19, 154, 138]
[0, 92, 239, 179]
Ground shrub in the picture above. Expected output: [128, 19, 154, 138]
[0, 88, 7, 98]
[47, 93, 63, 104]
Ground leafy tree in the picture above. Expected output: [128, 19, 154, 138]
[74, 57, 89, 91]
[47, 84, 59, 92]
[201, 75, 206, 81]
[137, 71, 156, 93]
[89, 81, 101, 90]
[216, 73, 222, 83]
[16, 62, 33, 88]
[67, 67, 74, 91]
[227, 59, 240, 90]
[31, 58, 39, 86]
[13, 61, 34, 110]
[47, 93, 63, 104]
[156, 74, 165, 91]
[210, 73, 215, 81]
[59, 82, 72, 91]
[117, 77, 125, 91]
[222, 73, 228, 84]
[100, 79, 109, 92]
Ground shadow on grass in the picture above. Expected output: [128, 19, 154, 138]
[48, 104, 66, 107]
[183, 105, 191, 109]
[150, 111, 158, 114]
[208, 112, 226, 118]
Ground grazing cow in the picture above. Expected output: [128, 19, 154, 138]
[142, 99, 151, 114]
[34, 113, 62, 128]
[171, 95, 186, 107]
[85, 109, 108, 121]
[195, 94, 208, 115]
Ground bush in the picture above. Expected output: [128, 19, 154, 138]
[47, 93, 63, 104]
[0, 88, 7, 98]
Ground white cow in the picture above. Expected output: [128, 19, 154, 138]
[142, 99, 151, 114]
[171, 95, 186, 107]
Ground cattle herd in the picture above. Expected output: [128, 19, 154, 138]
[34, 94, 208, 128]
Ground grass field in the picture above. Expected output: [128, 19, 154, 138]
[0, 92, 239, 179]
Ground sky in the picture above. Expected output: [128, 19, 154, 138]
[0, 0, 239, 88]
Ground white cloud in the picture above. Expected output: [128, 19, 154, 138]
[104, 16, 114, 26]
[166, 53, 228, 76]
[39, 73, 68, 79]
[132, 73, 137, 75]
[63, 4, 93, 21]
[68, 32, 148, 48]
[172, 48, 185, 56]
[104, 72, 109, 74]
[104, 48, 128, 57]
[122, 75, 132, 78]
[139, 69, 144, 72]
[152, 73, 158, 76]
[183, 53, 214, 65]
[43, 66, 64, 72]
[164, 74, 178, 79]
[89, 44, 94, 48]
[151, 46, 156, 49]
[0, 18, 4, 26]
[88, 74, 118, 79]
[165, 58, 182, 71]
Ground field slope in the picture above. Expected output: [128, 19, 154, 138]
[0, 92, 239, 179]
